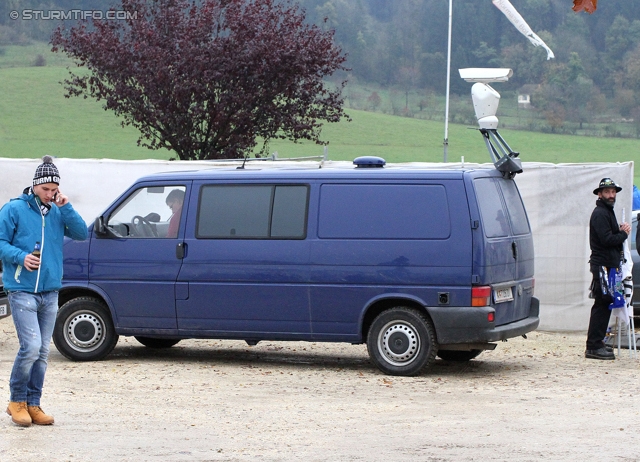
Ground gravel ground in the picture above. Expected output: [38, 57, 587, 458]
[1, 315, 640, 461]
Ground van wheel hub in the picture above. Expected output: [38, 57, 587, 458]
[378, 321, 420, 365]
[66, 313, 104, 350]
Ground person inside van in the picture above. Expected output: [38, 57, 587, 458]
[165, 189, 185, 238]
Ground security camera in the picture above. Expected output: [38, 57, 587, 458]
[459, 68, 513, 130]
[459, 68, 522, 178]
[458, 68, 513, 83]
[470, 83, 500, 129]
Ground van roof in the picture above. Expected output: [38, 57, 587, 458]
[134, 164, 503, 183]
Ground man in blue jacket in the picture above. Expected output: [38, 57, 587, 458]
[0, 156, 87, 426]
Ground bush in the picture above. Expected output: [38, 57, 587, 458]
[33, 54, 46, 66]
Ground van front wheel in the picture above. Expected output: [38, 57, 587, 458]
[367, 307, 437, 376]
[53, 297, 119, 361]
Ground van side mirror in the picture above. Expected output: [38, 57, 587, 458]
[93, 216, 108, 237]
[93, 217, 121, 239]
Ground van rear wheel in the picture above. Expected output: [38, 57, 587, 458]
[437, 349, 483, 362]
[367, 307, 437, 376]
[53, 297, 119, 361]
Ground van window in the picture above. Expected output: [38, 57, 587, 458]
[197, 185, 308, 239]
[474, 178, 510, 238]
[271, 186, 308, 237]
[499, 180, 530, 235]
[107, 185, 186, 238]
[318, 184, 450, 239]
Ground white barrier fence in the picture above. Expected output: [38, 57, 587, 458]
[0, 157, 634, 331]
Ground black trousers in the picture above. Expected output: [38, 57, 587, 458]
[586, 265, 613, 350]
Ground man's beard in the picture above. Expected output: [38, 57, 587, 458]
[604, 196, 616, 206]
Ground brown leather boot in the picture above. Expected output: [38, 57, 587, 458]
[27, 405, 54, 425]
[6, 402, 32, 427]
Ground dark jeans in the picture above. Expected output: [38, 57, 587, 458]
[586, 265, 613, 350]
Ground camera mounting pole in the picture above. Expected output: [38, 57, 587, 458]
[459, 68, 523, 179]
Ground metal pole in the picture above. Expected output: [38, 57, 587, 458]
[443, 0, 453, 163]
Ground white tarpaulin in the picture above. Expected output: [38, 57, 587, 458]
[0, 158, 633, 331]
[512, 162, 633, 331]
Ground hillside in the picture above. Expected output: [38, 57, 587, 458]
[0, 52, 638, 185]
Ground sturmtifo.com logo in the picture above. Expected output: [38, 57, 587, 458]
[10, 10, 138, 20]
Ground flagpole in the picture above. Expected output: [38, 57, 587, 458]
[443, 0, 453, 162]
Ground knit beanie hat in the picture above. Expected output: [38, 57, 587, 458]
[33, 155, 60, 186]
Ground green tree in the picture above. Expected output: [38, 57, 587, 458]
[621, 43, 640, 92]
[472, 42, 501, 68]
[605, 16, 636, 64]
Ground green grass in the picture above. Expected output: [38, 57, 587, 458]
[0, 67, 156, 160]
[267, 111, 640, 186]
[0, 50, 638, 186]
[0, 42, 74, 68]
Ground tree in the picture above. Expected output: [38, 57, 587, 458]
[605, 16, 638, 65]
[396, 66, 420, 110]
[572, 0, 598, 14]
[367, 91, 382, 111]
[544, 102, 566, 132]
[50, 0, 348, 160]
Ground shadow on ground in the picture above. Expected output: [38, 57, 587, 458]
[49, 338, 525, 378]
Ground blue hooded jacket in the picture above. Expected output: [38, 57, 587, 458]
[0, 188, 88, 293]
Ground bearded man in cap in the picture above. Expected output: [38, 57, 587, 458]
[585, 178, 631, 360]
[0, 156, 87, 426]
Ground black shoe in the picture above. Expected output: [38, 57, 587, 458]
[605, 345, 614, 353]
[585, 347, 615, 360]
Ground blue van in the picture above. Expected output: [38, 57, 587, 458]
[55, 158, 539, 376]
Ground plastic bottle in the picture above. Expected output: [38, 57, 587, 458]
[32, 241, 41, 258]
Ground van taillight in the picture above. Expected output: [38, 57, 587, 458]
[471, 286, 491, 307]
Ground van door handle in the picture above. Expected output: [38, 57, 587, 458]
[511, 241, 518, 260]
[176, 242, 186, 259]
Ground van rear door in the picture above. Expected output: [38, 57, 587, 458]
[471, 175, 534, 325]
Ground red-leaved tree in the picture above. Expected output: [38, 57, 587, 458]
[51, 0, 348, 160]
[572, 0, 597, 14]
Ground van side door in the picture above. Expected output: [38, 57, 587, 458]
[175, 182, 312, 336]
[90, 182, 190, 330]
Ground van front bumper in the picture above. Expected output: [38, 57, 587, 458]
[428, 297, 540, 345]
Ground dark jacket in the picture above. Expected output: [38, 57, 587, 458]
[636, 212, 640, 255]
[589, 198, 627, 268]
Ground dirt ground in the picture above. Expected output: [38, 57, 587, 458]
[1, 316, 640, 462]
